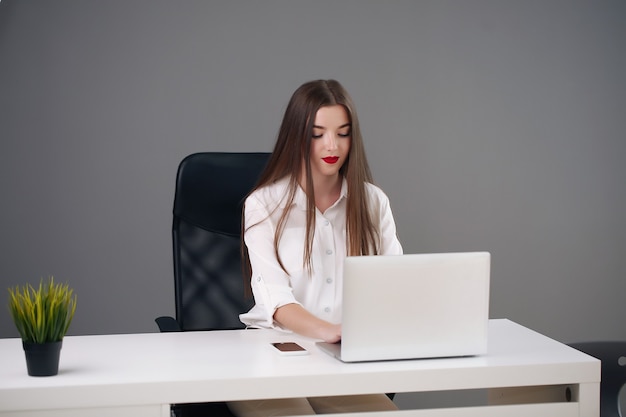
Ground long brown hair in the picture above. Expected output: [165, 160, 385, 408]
[244, 80, 380, 285]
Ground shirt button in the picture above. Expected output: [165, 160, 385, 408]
[326, 249, 333, 255]
[324, 307, 331, 313]
[326, 278, 333, 284]
[256, 277, 261, 282]
[324, 220, 330, 226]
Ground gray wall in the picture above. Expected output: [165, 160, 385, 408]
[1, 0, 625, 348]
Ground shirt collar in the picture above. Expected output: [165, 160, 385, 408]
[293, 177, 348, 211]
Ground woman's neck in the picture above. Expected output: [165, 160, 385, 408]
[312, 175, 343, 213]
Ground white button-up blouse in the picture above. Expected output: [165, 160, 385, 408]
[239, 176, 403, 330]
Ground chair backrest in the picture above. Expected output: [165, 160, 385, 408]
[172, 152, 270, 331]
[569, 341, 626, 417]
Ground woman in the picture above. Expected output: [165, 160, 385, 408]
[229, 80, 403, 416]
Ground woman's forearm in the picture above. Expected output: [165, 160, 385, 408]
[274, 303, 341, 343]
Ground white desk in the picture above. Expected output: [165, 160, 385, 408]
[0, 319, 600, 417]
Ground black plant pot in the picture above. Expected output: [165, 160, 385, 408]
[22, 340, 63, 376]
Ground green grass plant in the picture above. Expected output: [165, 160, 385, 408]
[8, 277, 77, 344]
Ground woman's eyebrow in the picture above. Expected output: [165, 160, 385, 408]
[313, 123, 352, 129]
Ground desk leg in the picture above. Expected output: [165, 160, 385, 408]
[576, 382, 600, 417]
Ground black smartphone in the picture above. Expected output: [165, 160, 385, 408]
[271, 342, 309, 356]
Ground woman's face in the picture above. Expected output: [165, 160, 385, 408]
[307, 105, 351, 184]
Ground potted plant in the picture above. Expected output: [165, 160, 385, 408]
[8, 276, 77, 376]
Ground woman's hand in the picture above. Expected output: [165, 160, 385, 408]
[274, 303, 341, 343]
[319, 323, 342, 344]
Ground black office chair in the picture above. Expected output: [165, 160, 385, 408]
[156, 152, 270, 417]
[569, 341, 626, 417]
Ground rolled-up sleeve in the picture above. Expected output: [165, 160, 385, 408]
[239, 192, 301, 330]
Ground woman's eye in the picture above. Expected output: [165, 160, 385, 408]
[312, 133, 323, 139]
[338, 131, 351, 138]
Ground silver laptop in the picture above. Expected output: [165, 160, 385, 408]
[317, 252, 490, 362]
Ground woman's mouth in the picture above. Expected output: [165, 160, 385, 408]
[322, 156, 339, 164]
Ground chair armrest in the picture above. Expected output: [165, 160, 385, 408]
[155, 316, 182, 332]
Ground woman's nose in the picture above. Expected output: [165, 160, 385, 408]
[325, 133, 338, 150]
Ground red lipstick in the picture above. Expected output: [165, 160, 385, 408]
[322, 156, 339, 164]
